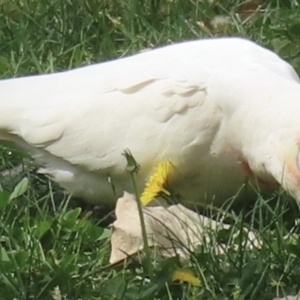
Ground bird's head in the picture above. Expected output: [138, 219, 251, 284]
[274, 139, 300, 201]
[236, 90, 300, 203]
[257, 133, 300, 202]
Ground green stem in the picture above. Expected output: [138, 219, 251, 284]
[130, 172, 154, 278]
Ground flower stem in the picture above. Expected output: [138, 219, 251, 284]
[123, 149, 153, 278]
[130, 171, 154, 278]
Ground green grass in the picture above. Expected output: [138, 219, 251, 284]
[1, 0, 300, 299]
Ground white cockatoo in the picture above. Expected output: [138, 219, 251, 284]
[1, 37, 300, 206]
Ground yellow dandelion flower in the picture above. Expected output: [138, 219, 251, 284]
[172, 269, 201, 287]
[140, 161, 171, 205]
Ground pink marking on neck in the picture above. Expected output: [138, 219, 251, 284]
[239, 157, 279, 188]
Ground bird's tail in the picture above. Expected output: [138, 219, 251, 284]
[0, 73, 66, 146]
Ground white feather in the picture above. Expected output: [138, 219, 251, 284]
[1, 37, 300, 205]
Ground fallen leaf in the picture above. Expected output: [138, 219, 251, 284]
[109, 192, 261, 264]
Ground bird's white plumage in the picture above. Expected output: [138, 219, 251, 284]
[1, 37, 300, 205]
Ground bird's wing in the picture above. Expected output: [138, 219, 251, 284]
[0, 46, 213, 175]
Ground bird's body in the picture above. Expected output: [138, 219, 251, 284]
[1, 37, 300, 205]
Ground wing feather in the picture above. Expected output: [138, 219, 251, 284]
[0, 37, 298, 179]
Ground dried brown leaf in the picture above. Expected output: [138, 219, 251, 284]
[109, 192, 260, 264]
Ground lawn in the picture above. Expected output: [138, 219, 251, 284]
[1, 0, 300, 299]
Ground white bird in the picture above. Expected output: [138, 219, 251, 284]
[1, 37, 300, 206]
